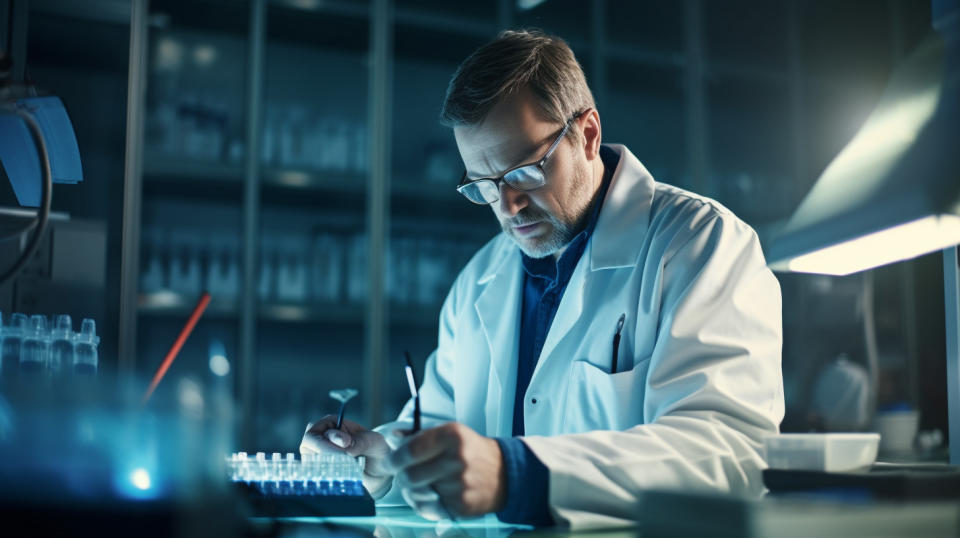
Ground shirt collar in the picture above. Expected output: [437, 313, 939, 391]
[521, 146, 619, 282]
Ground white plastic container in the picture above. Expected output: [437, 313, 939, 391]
[874, 410, 920, 454]
[764, 433, 880, 472]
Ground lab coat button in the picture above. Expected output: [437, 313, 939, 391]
[530, 397, 538, 404]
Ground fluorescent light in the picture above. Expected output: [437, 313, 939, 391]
[832, 88, 938, 176]
[780, 215, 960, 276]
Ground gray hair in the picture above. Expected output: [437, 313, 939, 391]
[440, 29, 595, 133]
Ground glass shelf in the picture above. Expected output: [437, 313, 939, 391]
[138, 291, 440, 328]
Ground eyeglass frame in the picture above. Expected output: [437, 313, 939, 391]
[455, 110, 586, 205]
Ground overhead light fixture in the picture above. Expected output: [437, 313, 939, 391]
[767, 1, 960, 465]
[767, 34, 959, 277]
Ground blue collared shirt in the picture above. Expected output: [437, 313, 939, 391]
[495, 146, 617, 526]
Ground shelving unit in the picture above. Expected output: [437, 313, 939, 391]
[103, 0, 933, 448]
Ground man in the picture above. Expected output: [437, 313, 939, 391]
[302, 29, 784, 528]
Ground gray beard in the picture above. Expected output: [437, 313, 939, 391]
[502, 208, 578, 258]
[501, 164, 595, 259]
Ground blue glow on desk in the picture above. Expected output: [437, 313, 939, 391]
[254, 505, 533, 536]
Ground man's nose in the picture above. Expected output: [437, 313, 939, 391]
[498, 183, 529, 217]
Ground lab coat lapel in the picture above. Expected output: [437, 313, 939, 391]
[590, 144, 656, 271]
[474, 246, 523, 438]
[531, 145, 655, 379]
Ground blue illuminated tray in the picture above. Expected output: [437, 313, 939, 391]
[235, 481, 375, 517]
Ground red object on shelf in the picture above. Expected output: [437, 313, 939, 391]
[141, 291, 212, 405]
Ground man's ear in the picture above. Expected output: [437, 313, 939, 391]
[579, 109, 602, 161]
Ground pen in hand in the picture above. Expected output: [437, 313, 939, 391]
[401, 351, 456, 522]
[404, 351, 421, 433]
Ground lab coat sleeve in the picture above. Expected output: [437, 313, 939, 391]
[372, 275, 462, 505]
[521, 211, 784, 528]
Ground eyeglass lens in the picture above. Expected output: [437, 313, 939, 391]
[503, 165, 546, 190]
[461, 164, 547, 204]
[461, 180, 500, 204]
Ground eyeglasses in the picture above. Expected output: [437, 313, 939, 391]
[456, 111, 584, 205]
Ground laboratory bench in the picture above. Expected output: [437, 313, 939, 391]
[251, 495, 960, 538]
[251, 506, 545, 538]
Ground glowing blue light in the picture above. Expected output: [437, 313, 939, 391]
[115, 464, 163, 500]
[131, 468, 151, 490]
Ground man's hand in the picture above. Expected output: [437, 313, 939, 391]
[300, 415, 393, 497]
[386, 422, 506, 519]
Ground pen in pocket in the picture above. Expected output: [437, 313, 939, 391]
[611, 313, 625, 374]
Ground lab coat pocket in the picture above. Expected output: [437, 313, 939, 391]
[563, 359, 650, 433]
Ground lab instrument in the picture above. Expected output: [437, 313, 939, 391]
[0, 101, 51, 286]
[329, 388, 358, 429]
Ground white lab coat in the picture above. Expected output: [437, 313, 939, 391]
[377, 144, 784, 528]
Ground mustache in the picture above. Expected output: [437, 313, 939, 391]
[504, 207, 549, 227]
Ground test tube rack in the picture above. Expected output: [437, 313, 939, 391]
[227, 451, 375, 517]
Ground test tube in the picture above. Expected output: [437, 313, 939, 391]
[20, 315, 49, 375]
[74, 318, 99, 375]
[0, 313, 26, 379]
[240, 453, 247, 482]
[255, 452, 266, 485]
[284, 452, 294, 481]
[302, 453, 315, 491]
[49, 314, 74, 377]
[271, 452, 281, 482]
